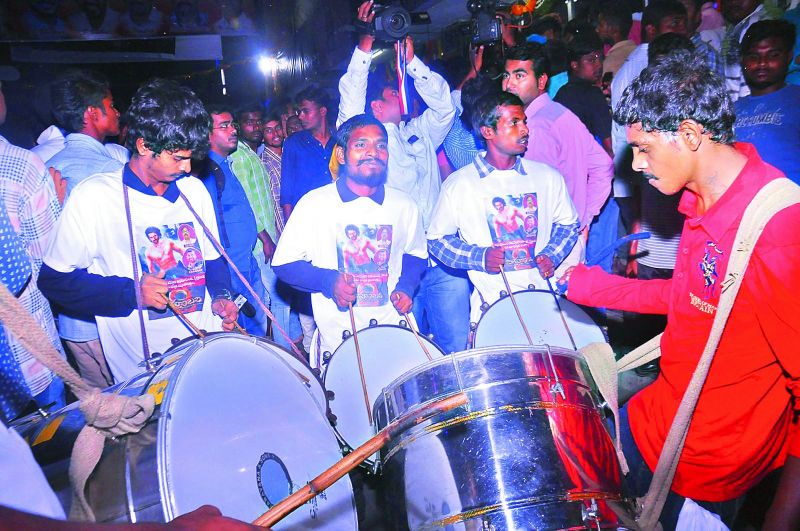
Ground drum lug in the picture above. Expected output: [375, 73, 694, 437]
[479, 303, 490, 313]
[399, 320, 408, 328]
[581, 498, 602, 530]
[322, 351, 333, 364]
[528, 284, 535, 290]
[499, 290, 508, 299]
[342, 330, 352, 340]
[550, 382, 566, 401]
[369, 319, 378, 327]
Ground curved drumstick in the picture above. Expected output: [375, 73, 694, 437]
[402, 312, 433, 361]
[499, 265, 533, 345]
[348, 302, 372, 426]
[252, 392, 468, 528]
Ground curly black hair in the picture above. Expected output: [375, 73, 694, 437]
[613, 51, 734, 144]
[124, 78, 211, 157]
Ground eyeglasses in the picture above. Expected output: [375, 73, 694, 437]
[214, 121, 238, 130]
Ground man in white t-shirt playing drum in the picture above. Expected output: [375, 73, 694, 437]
[272, 114, 428, 359]
[427, 91, 580, 323]
[39, 79, 239, 383]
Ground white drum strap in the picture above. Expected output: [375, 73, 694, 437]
[0, 283, 155, 522]
[581, 178, 800, 530]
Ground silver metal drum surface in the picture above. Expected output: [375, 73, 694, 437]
[12, 333, 357, 529]
[373, 346, 635, 530]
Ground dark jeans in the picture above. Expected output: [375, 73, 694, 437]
[617, 407, 744, 530]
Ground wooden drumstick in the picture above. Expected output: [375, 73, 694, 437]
[252, 392, 468, 528]
[348, 302, 373, 426]
[166, 299, 206, 339]
[499, 265, 534, 345]
[392, 292, 433, 361]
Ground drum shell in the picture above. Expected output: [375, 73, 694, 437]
[12, 334, 354, 528]
[374, 346, 635, 530]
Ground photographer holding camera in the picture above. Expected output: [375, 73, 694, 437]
[337, 0, 469, 354]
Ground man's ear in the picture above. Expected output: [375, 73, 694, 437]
[319, 105, 327, 118]
[480, 125, 496, 142]
[135, 137, 151, 157]
[537, 73, 549, 92]
[644, 24, 656, 43]
[677, 119, 704, 152]
[369, 99, 381, 119]
[335, 145, 345, 165]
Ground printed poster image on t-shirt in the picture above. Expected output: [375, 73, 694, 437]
[138, 222, 207, 320]
[337, 223, 392, 307]
[486, 193, 538, 271]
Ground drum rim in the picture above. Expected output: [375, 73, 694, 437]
[471, 288, 607, 346]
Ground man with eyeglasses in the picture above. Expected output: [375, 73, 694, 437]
[196, 104, 269, 336]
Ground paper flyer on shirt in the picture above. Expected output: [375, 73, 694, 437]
[137, 222, 206, 320]
[485, 192, 538, 271]
[337, 223, 392, 307]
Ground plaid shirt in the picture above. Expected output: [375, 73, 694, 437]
[259, 146, 285, 237]
[230, 141, 278, 253]
[429, 153, 580, 271]
[0, 136, 64, 395]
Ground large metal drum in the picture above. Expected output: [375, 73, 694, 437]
[373, 345, 635, 530]
[12, 333, 357, 529]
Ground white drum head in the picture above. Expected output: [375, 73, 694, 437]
[473, 290, 606, 350]
[159, 334, 357, 529]
[323, 325, 443, 463]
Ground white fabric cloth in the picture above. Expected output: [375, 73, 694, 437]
[337, 47, 456, 229]
[0, 420, 65, 520]
[272, 183, 427, 355]
[31, 125, 65, 164]
[610, 43, 649, 198]
[44, 171, 223, 382]
[676, 498, 729, 531]
[427, 158, 579, 322]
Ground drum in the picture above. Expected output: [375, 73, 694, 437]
[373, 345, 636, 530]
[472, 289, 606, 350]
[12, 333, 357, 529]
[322, 323, 444, 467]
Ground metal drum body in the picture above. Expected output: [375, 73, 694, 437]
[323, 324, 444, 465]
[13, 333, 357, 529]
[472, 290, 606, 350]
[373, 346, 635, 530]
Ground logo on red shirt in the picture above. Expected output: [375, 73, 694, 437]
[699, 241, 724, 300]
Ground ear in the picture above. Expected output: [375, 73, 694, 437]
[569, 60, 579, 73]
[480, 125, 496, 142]
[537, 73, 549, 92]
[84, 107, 95, 126]
[135, 137, 151, 157]
[644, 24, 656, 42]
[677, 119, 704, 152]
[370, 99, 381, 119]
[335, 145, 345, 165]
[319, 106, 327, 118]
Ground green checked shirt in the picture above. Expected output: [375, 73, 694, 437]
[230, 141, 278, 257]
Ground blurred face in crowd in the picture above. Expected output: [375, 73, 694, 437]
[503, 59, 548, 107]
[645, 13, 688, 41]
[481, 104, 529, 160]
[296, 99, 327, 132]
[677, 0, 701, 35]
[742, 36, 792, 95]
[723, 0, 760, 25]
[572, 50, 603, 84]
[596, 14, 618, 44]
[338, 124, 389, 187]
[262, 119, 284, 149]
[370, 86, 402, 125]
[136, 147, 193, 191]
[238, 111, 263, 146]
[209, 112, 238, 156]
[90, 92, 121, 138]
[285, 115, 303, 135]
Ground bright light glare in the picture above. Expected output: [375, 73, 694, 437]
[258, 56, 277, 75]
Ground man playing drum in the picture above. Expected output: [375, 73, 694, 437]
[427, 90, 580, 323]
[558, 51, 800, 529]
[39, 79, 239, 383]
[272, 114, 427, 358]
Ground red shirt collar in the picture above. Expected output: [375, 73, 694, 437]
[678, 143, 782, 241]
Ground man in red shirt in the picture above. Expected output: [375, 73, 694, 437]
[559, 50, 800, 529]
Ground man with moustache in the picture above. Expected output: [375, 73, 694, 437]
[272, 114, 427, 359]
[199, 105, 268, 336]
[427, 91, 579, 323]
[40, 80, 238, 383]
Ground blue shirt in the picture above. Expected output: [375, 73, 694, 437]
[280, 130, 334, 208]
[443, 116, 480, 171]
[203, 151, 259, 276]
[47, 133, 123, 341]
[734, 85, 800, 184]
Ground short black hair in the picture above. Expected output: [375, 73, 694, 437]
[51, 69, 111, 133]
[647, 32, 695, 64]
[235, 101, 264, 121]
[599, 3, 633, 40]
[365, 75, 396, 117]
[125, 78, 211, 157]
[294, 84, 329, 111]
[567, 30, 604, 64]
[505, 42, 550, 79]
[335, 114, 387, 149]
[613, 51, 734, 144]
[740, 19, 796, 56]
[204, 102, 234, 118]
[263, 110, 282, 125]
[460, 74, 500, 131]
[472, 91, 525, 145]
[529, 14, 563, 38]
[641, 0, 686, 42]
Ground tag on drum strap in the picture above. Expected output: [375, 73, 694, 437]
[146, 380, 169, 406]
[32, 414, 65, 446]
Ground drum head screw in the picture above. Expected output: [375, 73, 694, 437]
[499, 290, 508, 298]
[342, 330, 352, 340]
[369, 319, 378, 327]
[399, 319, 408, 328]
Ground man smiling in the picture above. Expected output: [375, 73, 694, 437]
[39, 79, 238, 382]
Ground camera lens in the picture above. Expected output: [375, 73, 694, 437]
[389, 13, 404, 30]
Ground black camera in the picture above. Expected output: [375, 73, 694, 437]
[373, 4, 412, 41]
[471, 11, 502, 45]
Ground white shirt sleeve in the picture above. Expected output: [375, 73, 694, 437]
[337, 47, 372, 128]
[405, 56, 456, 148]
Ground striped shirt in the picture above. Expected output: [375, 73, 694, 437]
[0, 136, 64, 395]
[259, 146, 285, 237]
[230, 141, 278, 251]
